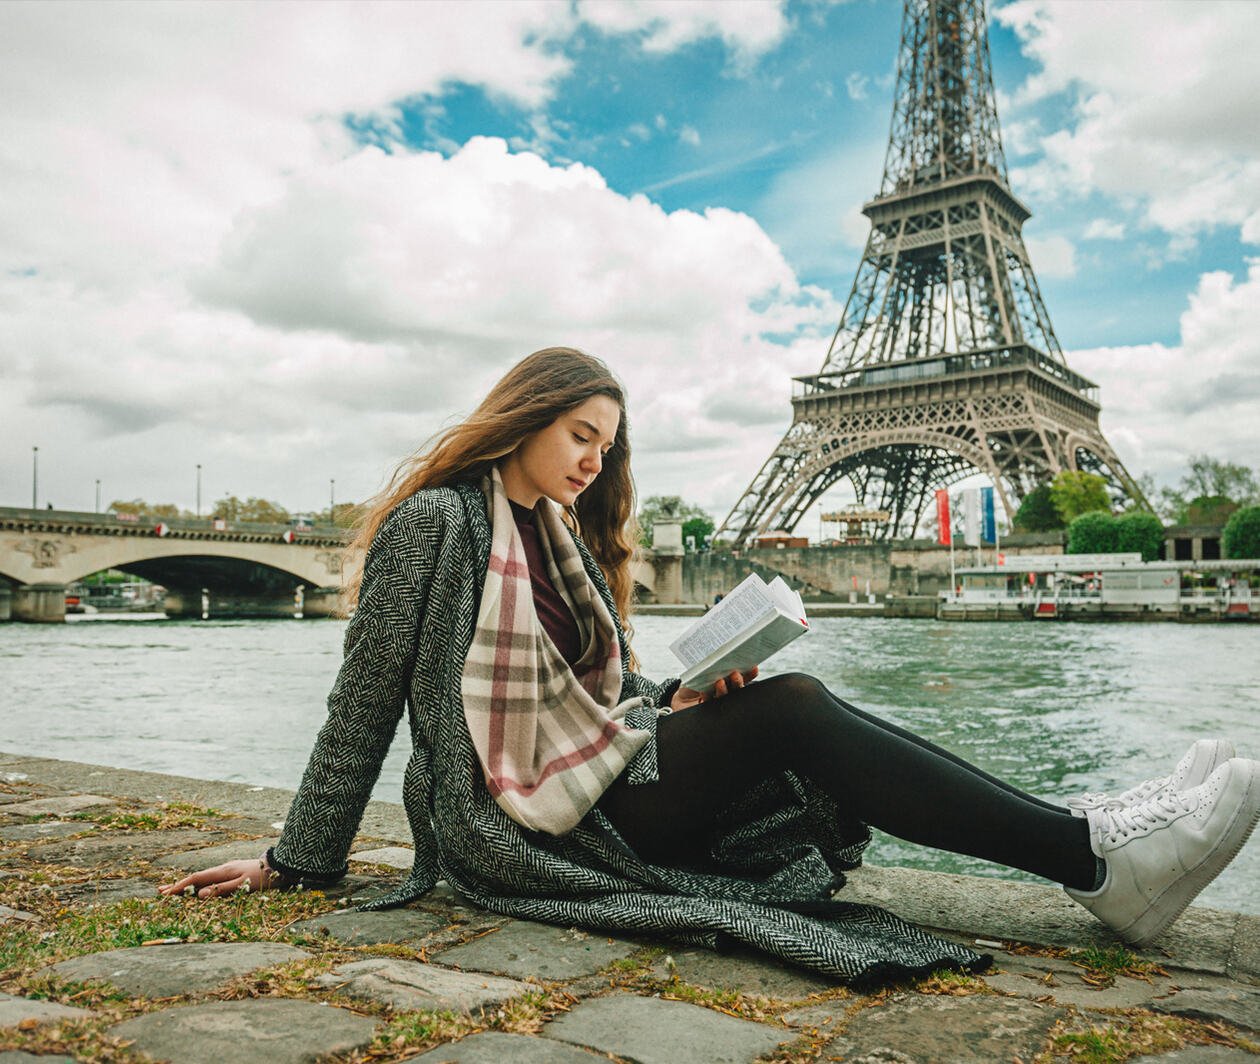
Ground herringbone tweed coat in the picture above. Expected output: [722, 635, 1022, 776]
[271, 482, 987, 984]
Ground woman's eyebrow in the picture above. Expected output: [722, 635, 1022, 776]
[573, 418, 614, 444]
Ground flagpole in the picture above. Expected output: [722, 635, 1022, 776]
[949, 497, 956, 601]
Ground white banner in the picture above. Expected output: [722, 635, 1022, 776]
[961, 488, 980, 547]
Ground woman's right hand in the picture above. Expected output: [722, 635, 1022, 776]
[157, 858, 273, 900]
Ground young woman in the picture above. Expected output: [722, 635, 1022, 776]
[160, 347, 1260, 983]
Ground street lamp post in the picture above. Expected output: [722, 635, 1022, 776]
[330, 478, 335, 523]
[32, 446, 38, 509]
[196, 464, 202, 518]
[95, 479, 101, 514]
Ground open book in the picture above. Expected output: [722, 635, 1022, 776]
[669, 573, 809, 694]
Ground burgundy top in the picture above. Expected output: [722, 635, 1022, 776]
[510, 500, 584, 667]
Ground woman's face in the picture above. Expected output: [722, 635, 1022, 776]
[501, 394, 621, 508]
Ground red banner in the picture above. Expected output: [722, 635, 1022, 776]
[935, 489, 951, 545]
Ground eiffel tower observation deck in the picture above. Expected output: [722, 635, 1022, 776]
[718, 0, 1145, 546]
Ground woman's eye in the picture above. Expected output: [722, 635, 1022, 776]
[574, 434, 589, 444]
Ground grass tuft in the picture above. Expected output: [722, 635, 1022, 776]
[1068, 945, 1166, 988]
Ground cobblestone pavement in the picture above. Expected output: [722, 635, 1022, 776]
[2, 752, 1258, 1063]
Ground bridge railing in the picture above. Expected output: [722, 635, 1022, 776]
[0, 506, 347, 540]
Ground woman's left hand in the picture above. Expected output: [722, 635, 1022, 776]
[670, 666, 758, 711]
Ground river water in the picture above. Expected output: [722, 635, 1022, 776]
[2, 615, 1257, 914]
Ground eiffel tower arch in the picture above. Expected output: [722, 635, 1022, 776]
[718, 0, 1146, 545]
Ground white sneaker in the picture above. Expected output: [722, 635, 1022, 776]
[1067, 739, 1237, 817]
[1065, 757, 1260, 945]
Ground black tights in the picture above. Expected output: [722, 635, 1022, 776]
[598, 673, 1098, 891]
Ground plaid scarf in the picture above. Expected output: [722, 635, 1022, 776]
[461, 466, 650, 835]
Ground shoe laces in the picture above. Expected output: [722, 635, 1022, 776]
[1092, 790, 1194, 846]
[1067, 775, 1166, 813]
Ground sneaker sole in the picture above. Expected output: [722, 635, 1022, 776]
[1119, 768, 1260, 946]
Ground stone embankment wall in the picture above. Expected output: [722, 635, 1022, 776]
[673, 532, 1067, 604]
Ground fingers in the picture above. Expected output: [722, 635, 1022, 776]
[198, 873, 248, 900]
[156, 863, 245, 899]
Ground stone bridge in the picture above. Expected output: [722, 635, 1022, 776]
[0, 507, 664, 623]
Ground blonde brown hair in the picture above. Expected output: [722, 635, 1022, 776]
[343, 347, 640, 637]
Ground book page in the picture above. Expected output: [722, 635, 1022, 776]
[767, 576, 805, 621]
[680, 612, 809, 692]
[669, 575, 774, 667]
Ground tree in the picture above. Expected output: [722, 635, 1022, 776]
[1182, 495, 1240, 526]
[1067, 510, 1117, 554]
[1049, 471, 1111, 525]
[109, 499, 186, 519]
[1156, 455, 1259, 524]
[322, 502, 362, 529]
[682, 514, 715, 550]
[637, 495, 712, 549]
[1223, 505, 1260, 559]
[212, 495, 291, 524]
[1181, 455, 1259, 503]
[1114, 511, 1164, 561]
[1013, 483, 1063, 532]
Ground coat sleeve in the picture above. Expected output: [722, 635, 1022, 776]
[268, 498, 436, 883]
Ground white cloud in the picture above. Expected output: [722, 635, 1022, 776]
[1083, 219, 1125, 241]
[1069, 260, 1260, 483]
[1023, 234, 1077, 279]
[576, 0, 789, 66]
[845, 72, 869, 101]
[1, 134, 839, 512]
[679, 125, 702, 147]
[0, 1, 831, 515]
[996, 1, 1260, 239]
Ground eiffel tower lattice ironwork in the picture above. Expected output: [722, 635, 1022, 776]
[718, 0, 1145, 546]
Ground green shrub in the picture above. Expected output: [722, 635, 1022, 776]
[1067, 509, 1117, 554]
[1113, 511, 1164, 561]
[1014, 483, 1062, 532]
[1050, 471, 1111, 524]
[1223, 505, 1260, 559]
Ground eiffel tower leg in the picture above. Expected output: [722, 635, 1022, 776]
[716, 434, 807, 546]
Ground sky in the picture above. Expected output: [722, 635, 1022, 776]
[2, 0, 1259, 530]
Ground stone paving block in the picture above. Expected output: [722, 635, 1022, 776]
[31, 828, 218, 868]
[313, 958, 531, 1012]
[840, 864, 1241, 976]
[349, 845, 415, 869]
[824, 993, 1066, 1064]
[414, 1030, 612, 1062]
[0, 991, 93, 1028]
[151, 836, 280, 870]
[286, 908, 448, 946]
[435, 919, 638, 981]
[1132, 1050, 1256, 1063]
[1151, 986, 1260, 1032]
[665, 946, 836, 1000]
[0, 904, 36, 925]
[108, 998, 379, 1064]
[541, 993, 787, 1064]
[47, 941, 309, 998]
[1229, 914, 1260, 985]
[56, 877, 162, 906]
[0, 820, 91, 842]
[982, 966, 1176, 1010]
[2, 795, 115, 819]
[0, 1054, 76, 1064]
[782, 1001, 847, 1032]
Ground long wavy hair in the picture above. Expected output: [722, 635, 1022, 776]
[343, 347, 641, 642]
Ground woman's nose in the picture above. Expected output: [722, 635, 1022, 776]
[583, 449, 602, 474]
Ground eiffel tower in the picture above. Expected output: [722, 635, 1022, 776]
[718, 0, 1145, 546]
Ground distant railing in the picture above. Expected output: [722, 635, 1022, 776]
[0, 506, 347, 542]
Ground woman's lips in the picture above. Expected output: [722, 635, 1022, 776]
[567, 477, 586, 490]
